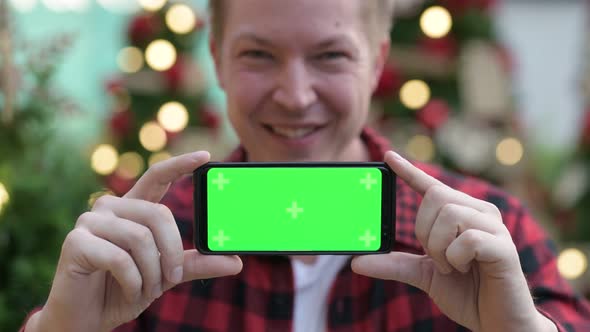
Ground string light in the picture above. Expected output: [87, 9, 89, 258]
[149, 151, 172, 166]
[166, 4, 197, 34]
[117, 47, 144, 73]
[138, 0, 166, 12]
[139, 122, 167, 152]
[0, 182, 9, 215]
[145, 39, 177, 72]
[9, 0, 37, 12]
[91, 144, 119, 176]
[41, 0, 90, 12]
[97, 0, 139, 13]
[420, 6, 452, 39]
[406, 135, 435, 162]
[116, 152, 145, 180]
[400, 80, 431, 110]
[557, 248, 588, 280]
[496, 137, 524, 166]
[158, 101, 189, 133]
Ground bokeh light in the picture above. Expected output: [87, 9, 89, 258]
[0, 182, 9, 214]
[139, 122, 167, 152]
[149, 151, 172, 166]
[158, 101, 189, 133]
[420, 6, 453, 39]
[496, 137, 524, 166]
[9, 0, 37, 12]
[166, 4, 197, 34]
[116, 152, 145, 180]
[557, 248, 588, 280]
[406, 135, 435, 162]
[138, 0, 166, 12]
[117, 47, 144, 73]
[145, 39, 177, 72]
[91, 144, 119, 176]
[400, 80, 431, 110]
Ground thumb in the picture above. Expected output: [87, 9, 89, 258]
[351, 252, 434, 293]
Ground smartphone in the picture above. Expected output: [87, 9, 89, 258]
[193, 162, 395, 254]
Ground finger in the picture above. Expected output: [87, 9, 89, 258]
[351, 252, 434, 293]
[384, 151, 444, 196]
[445, 229, 509, 274]
[426, 204, 483, 274]
[91, 195, 184, 285]
[125, 151, 210, 203]
[413, 185, 502, 252]
[76, 212, 163, 299]
[174, 250, 243, 285]
[64, 229, 142, 302]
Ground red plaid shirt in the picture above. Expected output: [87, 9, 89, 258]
[23, 128, 590, 331]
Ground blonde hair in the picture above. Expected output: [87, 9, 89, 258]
[208, 0, 395, 47]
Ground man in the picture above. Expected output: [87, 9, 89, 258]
[22, 0, 590, 331]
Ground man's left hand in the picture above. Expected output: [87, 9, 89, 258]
[351, 151, 556, 332]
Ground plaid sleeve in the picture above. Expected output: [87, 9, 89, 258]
[503, 196, 590, 331]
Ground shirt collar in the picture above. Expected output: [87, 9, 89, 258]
[223, 127, 391, 162]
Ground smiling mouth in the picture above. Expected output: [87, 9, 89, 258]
[264, 124, 323, 139]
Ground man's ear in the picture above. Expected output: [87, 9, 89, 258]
[209, 35, 224, 89]
[371, 39, 391, 92]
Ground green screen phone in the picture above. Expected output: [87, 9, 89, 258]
[193, 162, 395, 254]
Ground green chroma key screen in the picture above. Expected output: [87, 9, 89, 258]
[199, 165, 389, 252]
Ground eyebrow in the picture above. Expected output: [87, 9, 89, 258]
[231, 32, 357, 50]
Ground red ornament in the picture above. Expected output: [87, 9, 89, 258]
[373, 63, 402, 99]
[417, 99, 450, 131]
[109, 110, 134, 138]
[419, 36, 458, 61]
[200, 106, 221, 130]
[438, 0, 497, 14]
[581, 110, 590, 147]
[495, 45, 515, 74]
[105, 78, 124, 95]
[105, 174, 135, 196]
[128, 13, 162, 47]
[163, 56, 185, 92]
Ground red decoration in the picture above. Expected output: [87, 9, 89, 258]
[419, 36, 458, 61]
[439, 0, 497, 14]
[163, 56, 185, 92]
[495, 45, 515, 74]
[105, 174, 135, 196]
[109, 110, 134, 138]
[373, 63, 402, 99]
[581, 110, 590, 147]
[128, 13, 162, 47]
[200, 106, 222, 130]
[417, 99, 450, 131]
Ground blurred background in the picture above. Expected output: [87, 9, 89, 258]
[0, 0, 589, 329]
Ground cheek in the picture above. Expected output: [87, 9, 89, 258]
[226, 71, 273, 118]
[320, 72, 371, 117]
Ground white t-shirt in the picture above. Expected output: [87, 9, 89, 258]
[290, 256, 350, 332]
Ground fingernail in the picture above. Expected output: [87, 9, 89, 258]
[390, 151, 405, 162]
[191, 151, 209, 161]
[170, 266, 183, 283]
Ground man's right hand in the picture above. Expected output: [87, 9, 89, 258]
[26, 151, 243, 332]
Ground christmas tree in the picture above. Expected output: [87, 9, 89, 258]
[0, 1, 98, 330]
[371, 0, 523, 185]
[92, 0, 225, 195]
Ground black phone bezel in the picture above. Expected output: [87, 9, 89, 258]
[193, 162, 395, 255]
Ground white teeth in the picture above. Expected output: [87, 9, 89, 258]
[270, 126, 317, 138]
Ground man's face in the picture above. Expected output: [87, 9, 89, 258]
[214, 0, 387, 162]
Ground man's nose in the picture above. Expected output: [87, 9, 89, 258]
[272, 60, 317, 112]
